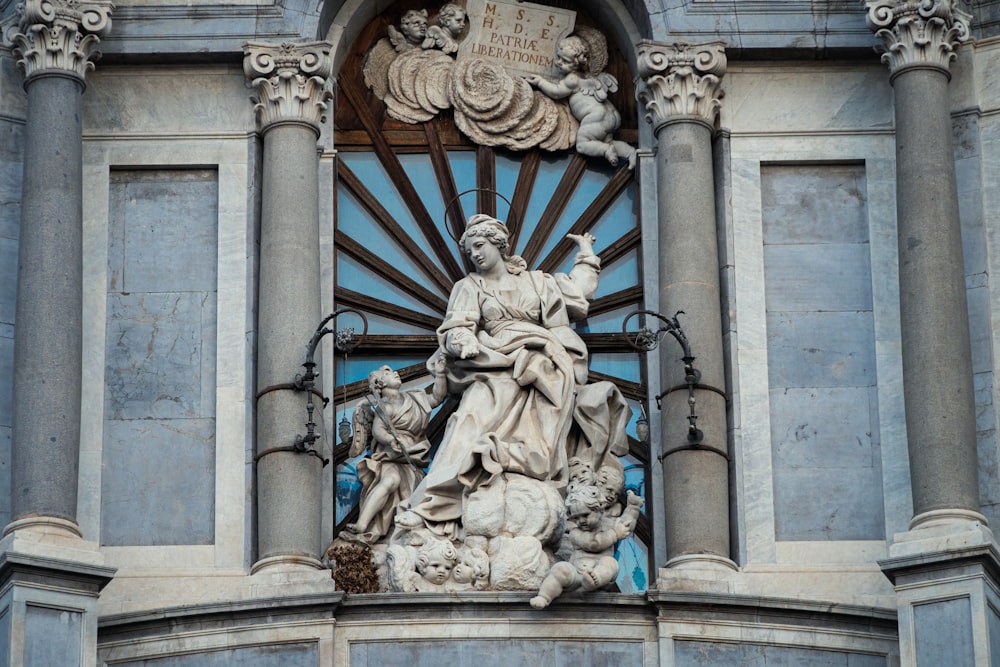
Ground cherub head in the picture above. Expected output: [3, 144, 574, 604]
[596, 464, 625, 511]
[555, 35, 589, 75]
[416, 539, 458, 585]
[437, 3, 466, 37]
[452, 547, 490, 589]
[368, 365, 402, 395]
[568, 457, 596, 488]
[565, 483, 604, 531]
[400, 9, 429, 44]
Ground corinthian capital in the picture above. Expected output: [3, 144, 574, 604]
[243, 41, 334, 134]
[864, 0, 971, 77]
[635, 41, 726, 132]
[10, 0, 114, 85]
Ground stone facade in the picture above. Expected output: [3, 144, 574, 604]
[2, 0, 1000, 664]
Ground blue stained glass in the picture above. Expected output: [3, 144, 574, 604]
[587, 185, 638, 242]
[614, 534, 649, 593]
[398, 153, 465, 267]
[337, 188, 445, 293]
[576, 304, 642, 335]
[337, 355, 430, 385]
[514, 154, 570, 256]
[336, 459, 363, 524]
[339, 153, 432, 256]
[450, 151, 478, 201]
[337, 254, 440, 317]
[535, 166, 617, 265]
[589, 352, 641, 384]
[494, 153, 519, 222]
[593, 250, 639, 299]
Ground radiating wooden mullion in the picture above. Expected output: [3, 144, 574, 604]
[476, 145, 496, 218]
[340, 76, 465, 283]
[588, 286, 643, 317]
[578, 332, 632, 351]
[337, 234, 448, 314]
[634, 513, 651, 548]
[338, 162, 453, 295]
[537, 166, 634, 274]
[425, 122, 467, 249]
[628, 435, 649, 464]
[352, 334, 439, 353]
[588, 370, 645, 401]
[337, 288, 441, 331]
[336, 361, 431, 403]
[506, 150, 541, 249]
[520, 154, 587, 267]
[598, 228, 640, 268]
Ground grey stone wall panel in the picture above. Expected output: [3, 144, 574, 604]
[913, 597, 975, 667]
[350, 639, 643, 666]
[100, 417, 215, 547]
[24, 606, 83, 667]
[765, 311, 876, 389]
[113, 642, 318, 667]
[674, 640, 887, 666]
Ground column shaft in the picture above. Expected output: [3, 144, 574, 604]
[656, 120, 729, 561]
[255, 124, 325, 563]
[11, 75, 84, 525]
[893, 69, 979, 519]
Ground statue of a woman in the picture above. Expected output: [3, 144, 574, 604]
[400, 214, 630, 541]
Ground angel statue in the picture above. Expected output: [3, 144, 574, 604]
[388, 9, 429, 53]
[526, 30, 637, 169]
[422, 3, 467, 55]
[339, 356, 448, 545]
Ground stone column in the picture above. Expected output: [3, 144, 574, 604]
[6, 0, 112, 539]
[244, 41, 333, 573]
[866, 3, 1000, 665]
[0, 4, 116, 666]
[866, 0, 983, 532]
[636, 42, 735, 572]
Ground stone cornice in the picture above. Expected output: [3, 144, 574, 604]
[243, 40, 334, 135]
[9, 0, 113, 86]
[635, 40, 726, 133]
[864, 0, 971, 78]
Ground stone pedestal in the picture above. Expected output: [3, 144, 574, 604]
[636, 41, 735, 570]
[244, 41, 333, 572]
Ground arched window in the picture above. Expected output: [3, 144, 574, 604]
[330, 4, 651, 592]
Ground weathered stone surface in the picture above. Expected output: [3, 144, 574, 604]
[101, 418, 216, 546]
[487, 535, 549, 590]
[464, 474, 564, 544]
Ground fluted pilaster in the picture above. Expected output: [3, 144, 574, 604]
[243, 41, 333, 134]
[10, 0, 113, 86]
[636, 41, 726, 132]
[864, 0, 971, 79]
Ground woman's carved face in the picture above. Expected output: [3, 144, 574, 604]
[465, 236, 503, 274]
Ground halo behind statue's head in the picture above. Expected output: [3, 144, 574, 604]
[573, 25, 609, 75]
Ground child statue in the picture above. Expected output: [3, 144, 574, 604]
[526, 34, 637, 169]
[388, 9, 429, 52]
[529, 484, 644, 609]
[422, 3, 467, 55]
[340, 356, 448, 545]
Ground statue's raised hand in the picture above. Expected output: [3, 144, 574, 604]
[567, 232, 596, 256]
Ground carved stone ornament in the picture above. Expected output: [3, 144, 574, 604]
[326, 216, 644, 603]
[635, 40, 726, 132]
[362, 1, 636, 167]
[243, 41, 334, 133]
[864, 0, 971, 76]
[9, 0, 113, 85]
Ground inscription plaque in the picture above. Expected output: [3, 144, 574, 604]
[459, 0, 576, 77]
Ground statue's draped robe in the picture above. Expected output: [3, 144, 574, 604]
[355, 391, 434, 543]
[404, 259, 630, 537]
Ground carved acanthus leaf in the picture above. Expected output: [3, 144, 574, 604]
[635, 41, 726, 131]
[243, 41, 334, 133]
[864, 0, 971, 75]
[10, 0, 113, 83]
